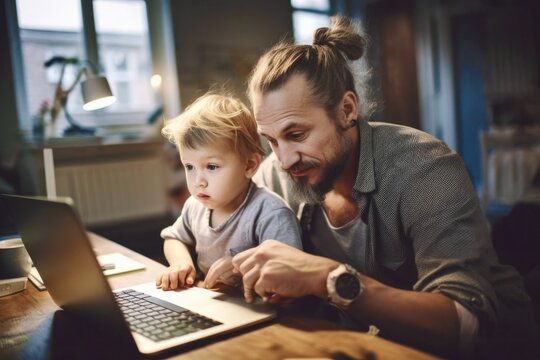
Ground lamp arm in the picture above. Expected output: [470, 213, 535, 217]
[43, 56, 111, 137]
[50, 63, 68, 124]
[50, 64, 86, 125]
[65, 67, 87, 95]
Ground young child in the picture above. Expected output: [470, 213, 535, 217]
[157, 93, 302, 290]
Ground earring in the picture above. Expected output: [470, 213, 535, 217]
[348, 119, 358, 129]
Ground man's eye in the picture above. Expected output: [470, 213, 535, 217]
[267, 138, 278, 146]
[207, 164, 219, 171]
[288, 132, 305, 141]
[185, 164, 193, 171]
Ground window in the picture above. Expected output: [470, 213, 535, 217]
[16, 0, 84, 135]
[15, 0, 157, 137]
[94, 0, 155, 114]
[291, 0, 331, 45]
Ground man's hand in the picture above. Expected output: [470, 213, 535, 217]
[204, 255, 242, 289]
[156, 262, 196, 290]
[231, 240, 339, 303]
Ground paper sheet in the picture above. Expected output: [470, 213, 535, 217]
[28, 253, 146, 290]
[97, 252, 146, 277]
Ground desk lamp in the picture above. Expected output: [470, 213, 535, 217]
[44, 56, 116, 135]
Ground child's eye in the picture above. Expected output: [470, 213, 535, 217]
[207, 164, 219, 171]
[184, 164, 193, 171]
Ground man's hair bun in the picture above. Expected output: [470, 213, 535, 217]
[312, 17, 366, 61]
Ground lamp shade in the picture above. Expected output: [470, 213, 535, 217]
[81, 75, 116, 111]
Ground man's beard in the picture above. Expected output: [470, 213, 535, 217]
[287, 131, 352, 204]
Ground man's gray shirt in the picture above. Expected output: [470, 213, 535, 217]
[253, 119, 533, 341]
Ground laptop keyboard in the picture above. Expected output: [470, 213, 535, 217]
[114, 289, 222, 342]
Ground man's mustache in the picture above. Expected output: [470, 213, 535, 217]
[285, 161, 320, 173]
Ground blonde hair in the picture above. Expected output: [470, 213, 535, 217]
[248, 16, 375, 120]
[162, 93, 265, 159]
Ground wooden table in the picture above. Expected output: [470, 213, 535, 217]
[0, 233, 438, 360]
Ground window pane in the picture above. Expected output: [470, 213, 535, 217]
[17, 0, 84, 137]
[291, 0, 330, 11]
[292, 11, 330, 45]
[85, 0, 156, 125]
[17, 0, 81, 31]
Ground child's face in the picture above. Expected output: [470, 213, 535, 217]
[180, 141, 254, 214]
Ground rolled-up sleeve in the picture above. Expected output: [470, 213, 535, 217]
[400, 148, 499, 329]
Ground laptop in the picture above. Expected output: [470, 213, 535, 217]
[1, 194, 275, 356]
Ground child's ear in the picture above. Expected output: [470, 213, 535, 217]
[244, 153, 262, 178]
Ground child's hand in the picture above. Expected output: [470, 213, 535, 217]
[156, 262, 196, 290]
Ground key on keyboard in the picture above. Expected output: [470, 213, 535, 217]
[114, 289, 222, 342]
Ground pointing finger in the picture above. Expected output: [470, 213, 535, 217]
[232, 247, 257, 273]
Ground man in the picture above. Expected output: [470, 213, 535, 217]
[205, 16, 537, 358]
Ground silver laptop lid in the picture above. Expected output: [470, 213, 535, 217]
[1, 194, 138, 353]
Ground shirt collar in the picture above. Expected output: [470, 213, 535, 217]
[353, 119, 376, 195]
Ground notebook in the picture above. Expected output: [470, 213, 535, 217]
[1, 194, 275, 356]
[28, 252, 146, 290]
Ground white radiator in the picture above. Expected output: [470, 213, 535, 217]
[54, 157, 169, 226]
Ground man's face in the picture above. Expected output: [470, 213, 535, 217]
[253, 74, 353, 203]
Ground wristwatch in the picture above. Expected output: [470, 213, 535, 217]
[326, 263, 362, 309]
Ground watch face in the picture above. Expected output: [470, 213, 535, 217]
[336, 272, 360, 300]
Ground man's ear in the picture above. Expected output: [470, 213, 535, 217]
[339, 91, 359, 127]
[245, 153, 262, 178]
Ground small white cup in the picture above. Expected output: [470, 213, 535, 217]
[0, 237, 32, 280]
